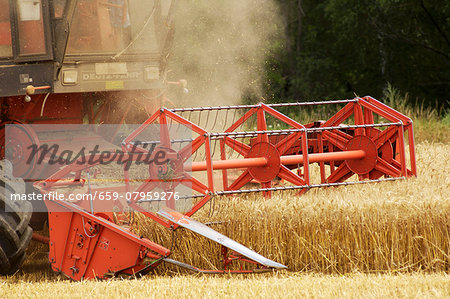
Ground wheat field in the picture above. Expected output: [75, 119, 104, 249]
[1, 273, 449, 299]
[134, 142, 449, 274]
[0, 141, 448, 297]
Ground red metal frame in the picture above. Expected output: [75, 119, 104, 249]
[33, 96, 416, 280]
[120, 97, 416, 202]
[44, 198, 170, 280]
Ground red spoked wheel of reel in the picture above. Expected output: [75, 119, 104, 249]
[0, 120, 40, 179]
[123, 108, 213, 218]
[318, 102, 404, 183]
[221, 104, 309, 197]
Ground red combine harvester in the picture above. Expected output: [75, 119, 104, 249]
[1, 0, 178, 275]
[1, 1, 416, 280]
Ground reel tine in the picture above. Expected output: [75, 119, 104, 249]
[211, 138, 219, 159]
[231, 108, 238, 127]
[198, 110, 202, 128]
[223, 108, 229, 131]
[204, 108, 211, 131]
[193, 142, 199, 161]
[211, 109, 219, 133]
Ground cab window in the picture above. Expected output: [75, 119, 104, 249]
[66, 0, 175, 55]
[0, 0, 12, 57]
[16, 0, 47, 56]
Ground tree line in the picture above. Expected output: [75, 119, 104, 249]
[264, 0, 449, 109]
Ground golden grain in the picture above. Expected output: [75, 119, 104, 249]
[0, 143, 448, 298]
[1, 273, 449, 299]
[132, 142, 449, 274]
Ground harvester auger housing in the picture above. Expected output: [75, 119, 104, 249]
[34, 96, 416, 280]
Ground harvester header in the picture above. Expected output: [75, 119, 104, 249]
[124, 96, 416, 201]
[31, 96, 416, 280]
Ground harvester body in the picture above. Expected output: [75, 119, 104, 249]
[1, 0, 177, 226]
[1, 0, 177, 179]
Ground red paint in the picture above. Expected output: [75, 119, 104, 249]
[32, 96, 416, 280]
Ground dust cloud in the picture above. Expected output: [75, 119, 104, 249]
[166, 0, 281, 108]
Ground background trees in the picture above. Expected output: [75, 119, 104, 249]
[266, 0, 450, 109]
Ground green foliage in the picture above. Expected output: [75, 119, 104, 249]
[381, 84, 449, 143]
[443, 112, 450, 127]
[266, 0, 450, 109]
[383, 83, 410, 113]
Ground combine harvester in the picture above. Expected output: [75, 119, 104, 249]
[0, 0, 416, 280]
[32, 96, 416, 280]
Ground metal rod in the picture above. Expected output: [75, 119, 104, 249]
[32, 232, 50, 244]
[186, 150, 366, 172]
[215, 177, 405, 196]
[208, 122, 400, 139]
[135, 177, 404, 200]
[128, 123, 400, 146]
[187, 156, 268, 172]
[129, 138, 194, 146]
[281, 150, 365, 165]
[169, 99, 359, 113]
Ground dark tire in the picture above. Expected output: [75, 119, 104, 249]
[0, 160, 33, 275]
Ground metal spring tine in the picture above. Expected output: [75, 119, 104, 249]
[228, 108, 239, 158]
[277, 130, 283, 155]
[168, 114, 173, 130]
[174, 111, 183, 137]
[224, 109, 235, 158]
[204, 108, 211, 131]
[228, 136, 235, 159]
[234, 136, 241, 159]
[197, 110, 202, 128]
[298, 104, 302, 124]
[242, 136, 250, 159]
[201, 143, 207, 161]
[206, 123, 401, 136]
[223, 109, 229, 131]
[250, 111, 256, 131]
[231, 137, 237, 159]
[211, 138, 219, 159]
[193, 141, 199, 161]
[211, 109, 219, 133]
[171, 113, 182, 149]
[296, 131, 302, 173]
[231, 108, 238, 126]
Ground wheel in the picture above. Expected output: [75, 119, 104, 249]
[0, 160, 33, 275]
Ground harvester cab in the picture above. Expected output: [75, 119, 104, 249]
[0, 0, 174, 98]
[1, 0, 177, 189]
